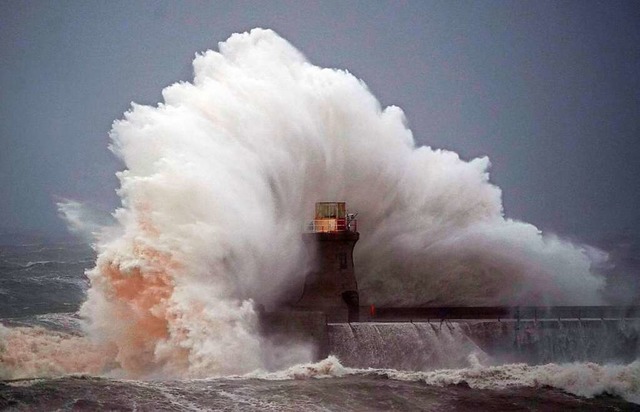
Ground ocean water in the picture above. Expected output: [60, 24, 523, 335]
[0, 240, 93, 318]
[1, 240, 639, 410]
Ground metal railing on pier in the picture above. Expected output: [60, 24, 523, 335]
[364, 306, 640, 322]
[306, 218, 357, 233]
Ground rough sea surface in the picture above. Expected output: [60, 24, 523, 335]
[1, 240, 640, 411]
[3, 375, 639, 411]
[0, 239, 92, 318]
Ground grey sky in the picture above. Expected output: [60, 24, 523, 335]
[1, 1, 639, 242]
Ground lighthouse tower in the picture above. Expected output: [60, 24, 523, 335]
[296, 202, 359, 322]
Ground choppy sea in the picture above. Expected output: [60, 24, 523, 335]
[1, 240, 639, 411]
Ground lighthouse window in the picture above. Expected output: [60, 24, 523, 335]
[338, 253, 348, 269]
[315, 202, 346, 219]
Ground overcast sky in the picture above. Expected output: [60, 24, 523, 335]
[1, 1, 639, 243]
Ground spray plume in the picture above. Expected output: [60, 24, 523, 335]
[56, 199, 114, 241]
[11, 28, 607, 378]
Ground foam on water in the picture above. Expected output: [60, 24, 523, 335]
[0, 325, 109, 380]
[2, 313, 84, 333]
[250, 356, 640, 404]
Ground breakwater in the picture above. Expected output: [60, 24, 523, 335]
[261, 306, 640, 369]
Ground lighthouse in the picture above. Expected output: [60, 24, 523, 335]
[296, 202, 360, 322]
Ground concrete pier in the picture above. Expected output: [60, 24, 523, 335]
[259, 306, 640, 367]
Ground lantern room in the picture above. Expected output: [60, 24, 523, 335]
[309, 202, 357, 233]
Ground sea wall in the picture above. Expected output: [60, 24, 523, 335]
[259, 307, 640, 370]
[466, 319, 640, 365]
[325, 319, 640, 370]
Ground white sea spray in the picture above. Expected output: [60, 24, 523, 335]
[4, 28, 607, 379]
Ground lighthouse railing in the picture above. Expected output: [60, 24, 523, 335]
[306, 218, 357, 233]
